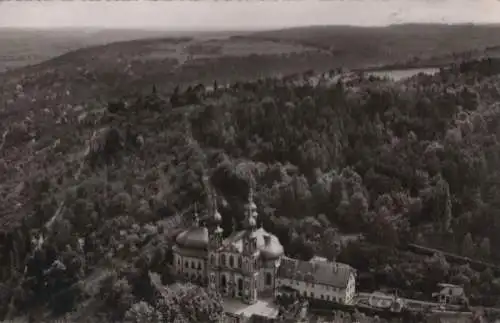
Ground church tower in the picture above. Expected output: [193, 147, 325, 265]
[208, 194, 223, 249]
[243, 186, 258, 254]
[208, 192, 223, 291]
[242, 186, 258, 304]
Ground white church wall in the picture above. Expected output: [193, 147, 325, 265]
[174, 253, 207, 280]
[276, 277, 351, 304]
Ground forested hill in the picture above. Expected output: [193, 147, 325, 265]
[2, 58, 500, 322]
[241, 24, 500, 68]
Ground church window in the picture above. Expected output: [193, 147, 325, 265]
[238, 257, 242, 268]
[229, 255, 234, 268]
[210, 255, 216, 266]
[238, 278, 243, 295]
[221, 254, 226, 266]
[221, 275, 227, 289]
[265, 273, 272, 286]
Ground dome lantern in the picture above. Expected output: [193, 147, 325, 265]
[212, 192, 222, 225]
[193, 202, 200, 227]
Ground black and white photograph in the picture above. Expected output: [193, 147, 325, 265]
[1, 0, 500, 322]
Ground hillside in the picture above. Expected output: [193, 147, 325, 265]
[243, 24, 500, 68]
[0, 28, 249, 73]
[2, 27, 500, 322]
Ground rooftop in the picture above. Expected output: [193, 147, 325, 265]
[310, 256, 328, 263]
[221, 227, 284, 260]
[278, 256, 355, 288]
[223, 298, 280, 319]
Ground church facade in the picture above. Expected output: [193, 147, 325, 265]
[172, 188, 356, 309]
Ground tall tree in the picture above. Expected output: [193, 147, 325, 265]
[462, 233, 475, 257]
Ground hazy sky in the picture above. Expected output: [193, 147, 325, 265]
[1, 0, 500, 30]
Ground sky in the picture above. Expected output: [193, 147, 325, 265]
[1, 0, 500, 30]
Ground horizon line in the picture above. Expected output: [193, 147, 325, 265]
[1, 22, 500, 32]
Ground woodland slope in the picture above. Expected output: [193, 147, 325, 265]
[2, 27, 500, 322]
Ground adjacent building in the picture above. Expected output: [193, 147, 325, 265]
[432, 283, 467, 306]
[276, 256, 356, 305]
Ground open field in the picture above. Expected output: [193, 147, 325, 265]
[242, 24, 500, 67]
[4, 24, 500, 77]
[0, 28, 250, 72]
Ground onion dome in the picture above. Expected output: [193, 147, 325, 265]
[213, 209, 222, 224]
[175, 227, 209, 250]
[244, 215, 257, 230]
[212, 194, 222, 225]
[260, 234, 285, 260]
[244, 187, 258, 229]
[245, 187, 257, 212]
[191, 202, 201, 227]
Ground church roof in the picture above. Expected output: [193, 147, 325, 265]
[222, 228, 284, 260]
[175, 226, 209, 250]
[277, 257, 355, 288]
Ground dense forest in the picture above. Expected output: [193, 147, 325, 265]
[2, 57, 500, 322]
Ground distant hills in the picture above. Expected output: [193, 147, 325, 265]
[2, 23, 500, 75]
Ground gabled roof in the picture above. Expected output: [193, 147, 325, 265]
[277, 257, 355, 288]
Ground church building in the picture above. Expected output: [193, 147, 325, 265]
[172, 186, 357, 319]
[173, 188, 284, 304]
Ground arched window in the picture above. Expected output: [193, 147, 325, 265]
[238, 278, 243, 296]
[265, 273, 272, 286]
[229, 255, 234, 268]
[197, 262, 202, 270]
[184, 261, 189, 268]
[238, 278, 243, 290]
[238, 257, 242, 268]
[191, 261, 196, 269]
[210, 254, 216, 266]
[221, 275, 227, 288]
[221, 254, 226, 266]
